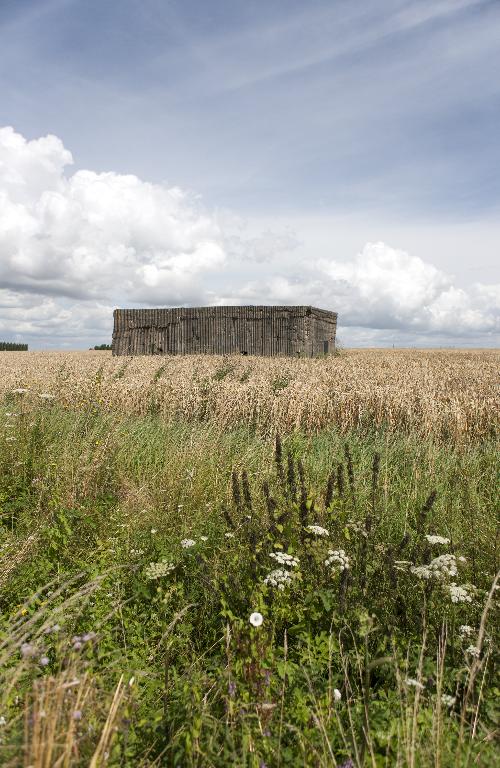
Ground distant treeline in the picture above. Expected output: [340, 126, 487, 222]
[0, 342, 28, 351]
[92, 344, 112, 350]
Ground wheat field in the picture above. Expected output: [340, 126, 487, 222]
[1, 348, 498, 439]
[1, 348, 499, 766]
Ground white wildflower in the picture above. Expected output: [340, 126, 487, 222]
[12, 388, 28, 394]
[145, 561, 175, 580]
[325, 549, 350, 571]
[249, 612, 264, 627]
[458, 625, 474, 638]
[441, 694, 456, 707]
[0, 715, 6, 726]
[129, 548, 144, 556]
[200, 535, 208, 541]
[465, 645, 480, 658]
[39, 393, 55, 400]
[180, 538, 196, 548]
[263, 568, 294, 591]
[449, 583, 472, 604]
[150, 528, 157, 534]
[224, 532, 235, 539]
[458, 556, 467, 563]
[333, 688, 342, 702]
[425, 535, 450, 545]
[405, 678, 425, 690]
[269, 551, 299, 568]
[410, 554, 457, 581]
[5, 437, 16, 442]
[306, 524, 329, 537]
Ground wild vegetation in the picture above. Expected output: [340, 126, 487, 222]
[0, 349, 498, 766]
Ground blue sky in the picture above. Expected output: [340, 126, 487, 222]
[0, 0, 499, 347]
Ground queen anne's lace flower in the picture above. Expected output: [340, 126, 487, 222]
[324, 549, 350, 571]
[425, 534, 450, 545]
[465, 645, 480, 658]
[459, 625, 474, 638]
[410, 554, 457, 581]
[263, 568, 294, 590]
[441, 694, 456, 707]
[269, 551, 299, 567]
[449, 583, 473, 603]
[145, 561, 175, 580]
[306, 525, 329, 537]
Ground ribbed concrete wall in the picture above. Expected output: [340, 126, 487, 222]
[112, 306, 337, 357]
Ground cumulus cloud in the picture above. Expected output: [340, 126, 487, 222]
[0, 125, 225, 309]
[0, 126, 498, 348]
[235, 242, 499, 342]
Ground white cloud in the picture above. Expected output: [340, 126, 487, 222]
[234, 242, 499, 342]
[0, 126, 225, 306]
[0, 127, 498, 348]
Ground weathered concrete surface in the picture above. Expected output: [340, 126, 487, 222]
[112, 306, 337, 357]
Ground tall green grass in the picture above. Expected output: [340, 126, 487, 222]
[0, 402, 498, 766]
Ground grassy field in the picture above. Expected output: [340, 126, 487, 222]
[0, 350, 498, 767]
